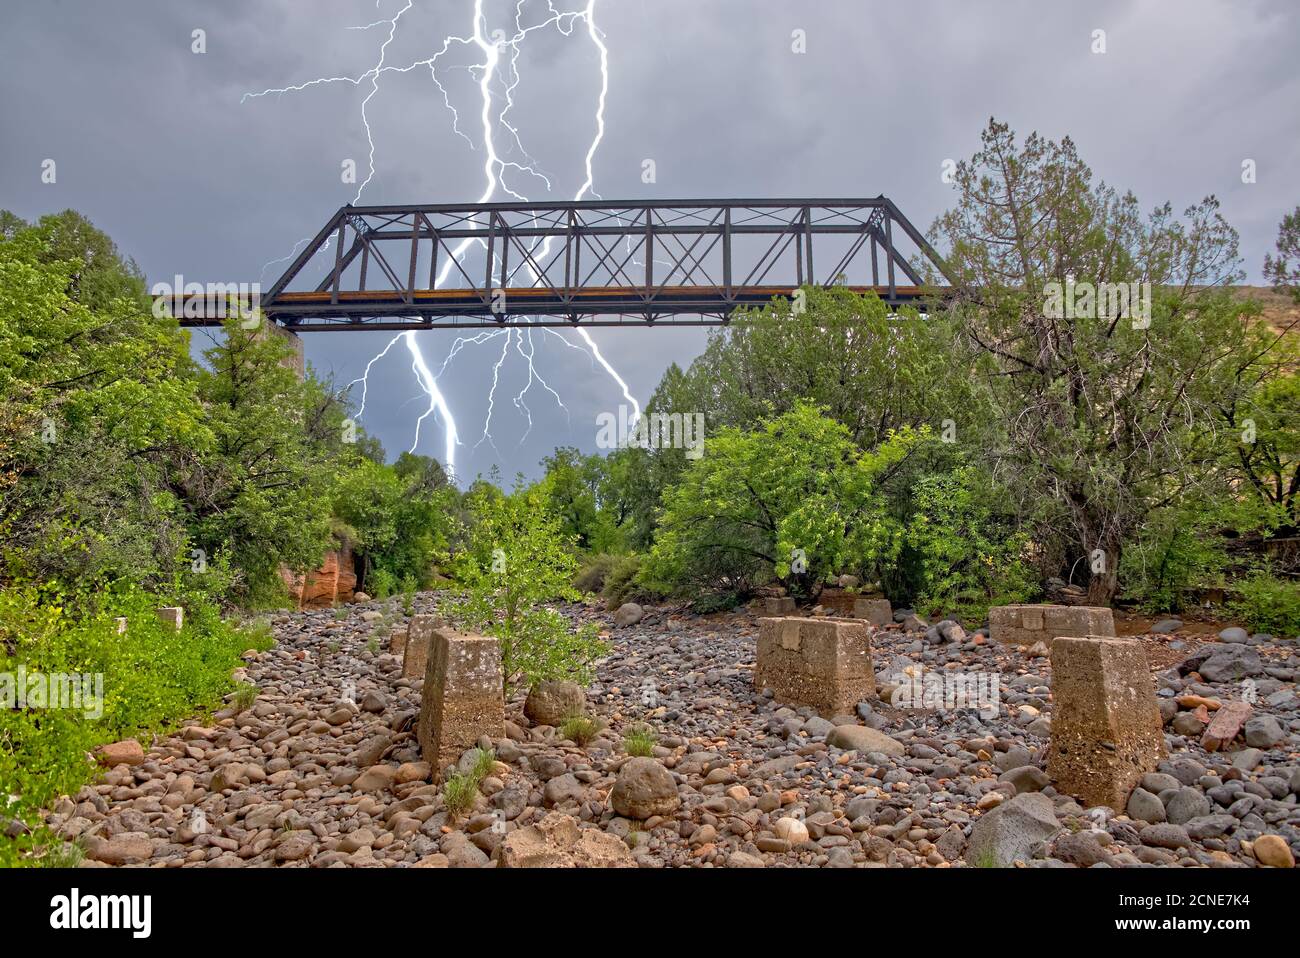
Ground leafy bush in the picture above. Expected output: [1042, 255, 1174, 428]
[641, 403, 922, 600]
[904, 465, 1037, 623]
[366, 568, 396, 600]
[691, 591, 743, 615]
[1228, 572, 1300, 636]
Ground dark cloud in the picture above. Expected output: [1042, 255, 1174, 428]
[3, 0, 1296, 481]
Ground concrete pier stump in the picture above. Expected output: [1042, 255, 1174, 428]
[418, 627, 504, 779]
[1047, 636, 1166, 809]
[754, 617, 874, 716]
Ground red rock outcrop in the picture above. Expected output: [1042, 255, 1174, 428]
[280, 545, 357, 608]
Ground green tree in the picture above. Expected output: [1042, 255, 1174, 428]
[642, 403, 924, 600]
[1264, 204, 1300, 302]
[183, 319, 346, 601]
[0, 215, 208, 587]
[442, 484, 607, 694]
[930, 118, 1273, 604]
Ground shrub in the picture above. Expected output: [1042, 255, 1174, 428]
[1228, 572, 1300, 636]
[641, 403, 921, 600]
[368, 568, 397, 600]
[441, 484, 609, 694]
[602, 554, 644, 607]
[575, 553, 619, 594]
[904, 465, 1037, 623]
[691, 591, 742, 615]
[1120, 499, 1238, 613]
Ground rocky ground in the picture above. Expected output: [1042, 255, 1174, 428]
[50, 595, 1299, 868]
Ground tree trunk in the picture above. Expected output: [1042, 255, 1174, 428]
[1085, 532, 1122, 607]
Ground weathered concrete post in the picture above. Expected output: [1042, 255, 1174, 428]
[418, 627, 504, 779]
[156, 607, 184, 631]
[403, 614, 444, 679]
[390, 624, 409, 658]
[988, 604, 1114, 645]
[765, 596, 795, 615]
[754, 617, 874, 716]
[1047, 636, 1166, 809]
[852, 597, 893, 627]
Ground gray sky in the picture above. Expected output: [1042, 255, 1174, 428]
[3, 0, 1297, 483]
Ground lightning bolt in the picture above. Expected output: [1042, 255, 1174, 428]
[245, 0, 641, 481]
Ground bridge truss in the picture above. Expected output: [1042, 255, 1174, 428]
[177, 198, 953, 331]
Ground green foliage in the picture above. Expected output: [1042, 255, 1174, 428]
[691, 591, 743, 615]
[931, 119, 1276, 604]
[469, 747, 496, 782]
[602, 554, 646, 607]
[904, 465, 1037, 623]
[1264, 204, 1300, 302]
[0, 582, 269, 867]
[643, 402, 923, 599]
[1119, 497, 1241, 612]
[441, 772, 478, 820]
[441, 484, 609, 694]
[574, 553, 619, 594]
[334, 451, 459, 594]
[368, 568, 397, 600]
[559, 713, 602, 746]
[440, 747, 496, 819]
[231, 682, 258, 713]
[622, 724, 657, 757]
[1227, 572, 1300, 636]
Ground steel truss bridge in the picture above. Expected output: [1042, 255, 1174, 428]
[170, 198, 953, 331]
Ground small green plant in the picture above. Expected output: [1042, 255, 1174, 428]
[442, 772, 478, 820]
[969, 847, 1001, 868]
[40, 840, 85, 869]
[326, 639, 341, 654]
[333, 606, 349, 621]
[369, 568, 397, 600]
[559, 713, 602, 746]
[366, 635, 380, 655]
[238, 617, 275, 651]
[231, 682, 258, 713]
[623, 723, 657, 757]
[469, 747, 496, 782]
